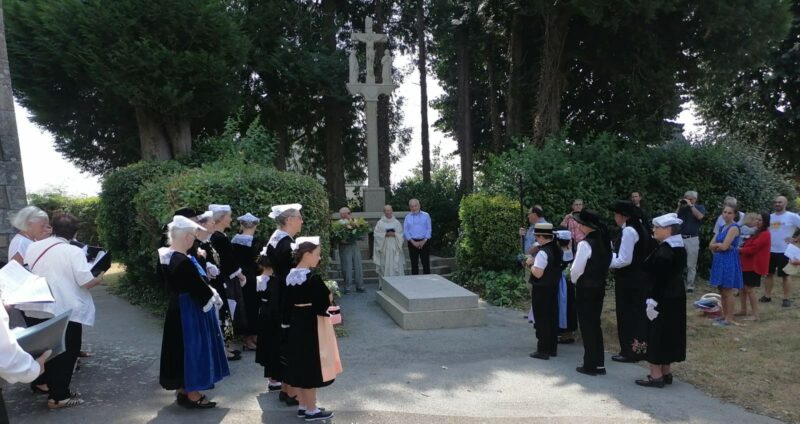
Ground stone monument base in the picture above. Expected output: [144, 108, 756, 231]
[362, 186, 387, 213]
[376, 274, 487, 330]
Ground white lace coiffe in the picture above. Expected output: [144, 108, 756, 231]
[286, 268, 311, 286]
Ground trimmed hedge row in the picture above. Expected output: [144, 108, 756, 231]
[28, 190, 101, 245]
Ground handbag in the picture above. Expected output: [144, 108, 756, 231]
[327, 305, 342, 326]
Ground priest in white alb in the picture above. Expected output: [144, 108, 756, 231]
[373, 205, 405, 279]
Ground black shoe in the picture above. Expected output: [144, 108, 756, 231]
[278, 391, 290, 402]
[635, 375, 665, 388]
[663, 373, 673, 384]
[356, 287, 366, 293]
[305, 410, 334, 421]
[611, 354, 637, 363]
[226, 353, 242, 361]
[176, 392, 188, 405]
[596, 367, 607, 375]
[282, 394, 299, 406]
[576, 366, 599, 376]
[183, 394, 217, 409]
[782, 299, 792, 307]
[549, 351, 558, 357]
[529, 351, 550, 360]
[30, 383, 49, 395]
[686, 288, 694, 294]
[298, 408, 325, 418]
[267, 383, 282, 392]
[558, 337, 575, 344]
[759, 296, 771, 303]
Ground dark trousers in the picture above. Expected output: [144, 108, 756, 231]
[407, 240, 431, 275]
[532, 284, 559, 355]
[577, 286, 605, 370]
[615, 285, 648, 359]
[0, 388, 8, 424]
[47, 321, 82, 401]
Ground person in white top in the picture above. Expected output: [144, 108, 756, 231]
[0, 302, 51, 422]
[7, 206, 50, 264]
[16, 213, 104, 409]
[761, 196, 800, 307]
[712, 197, 746, 237]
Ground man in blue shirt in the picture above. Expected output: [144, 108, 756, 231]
[403, 198, 432, 274]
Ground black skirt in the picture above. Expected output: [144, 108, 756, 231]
[647, 297, 687, 365]
[284, 307, 334, 389]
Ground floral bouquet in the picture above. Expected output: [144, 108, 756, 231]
[331, 217, 370, 244]
[632, 339, 648, 355]
[324, 279, 343, 326]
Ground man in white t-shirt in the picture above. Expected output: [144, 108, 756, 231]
[761, 196, 800, 307]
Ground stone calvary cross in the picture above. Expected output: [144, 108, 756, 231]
[347, 16, 396, 213]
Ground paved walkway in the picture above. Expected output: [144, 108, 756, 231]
[2, 285, 784, 424]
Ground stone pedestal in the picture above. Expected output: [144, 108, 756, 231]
[362, 187, 386, 213]
[376, 274, 487, 330]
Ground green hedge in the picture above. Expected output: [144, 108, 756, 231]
[127, 160, 330, 287]
[456, 193, 521, 273]
[479, 134, 797, 277]
[28, 190, 101, 245]
[97, 160, 185, 264]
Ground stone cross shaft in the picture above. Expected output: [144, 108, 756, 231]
[347, 16, 396, 212]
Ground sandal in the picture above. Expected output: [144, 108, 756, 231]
[184, 394, 216, 409]
[48, 396, 85, 409]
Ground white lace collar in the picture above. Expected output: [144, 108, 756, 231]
[158, 247, 176, 265]
[286, 268, 312, 286]
[665, 235, 684, 248]
[231, 234, 253, 247]
[268, 229, 291, 248]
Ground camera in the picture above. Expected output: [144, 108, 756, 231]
[679, 199, 688, 206]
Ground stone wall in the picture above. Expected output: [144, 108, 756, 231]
[0, 2, 27, 260]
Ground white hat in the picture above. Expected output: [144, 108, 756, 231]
[208, 204, 232, 213]
[291, 236, 320, 251]
[269, 203, 303, 219]
[652, 213, 683, 228]
[237, 212, 260, 224]
[168, 215, 207, 232]
[555, 230, 572, 240]
[198, 210, 213, 220]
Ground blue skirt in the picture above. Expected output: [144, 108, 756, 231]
[709, 250, 743, 289]
[179, 294, 230, 392]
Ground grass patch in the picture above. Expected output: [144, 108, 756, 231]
[598, 279, 800, 423]
[104, 263, 168, 318]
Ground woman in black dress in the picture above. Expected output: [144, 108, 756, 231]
[159, 215, 230, 409]
[636, 213, 687, 388]
[209, 204, 246, 361]
[231, 212, 263, 351]
[285, 237, 341, 421]
[257, 203, 303, 404]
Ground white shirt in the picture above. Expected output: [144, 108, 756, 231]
[571, 240, 592, 283]
[610, 226, 639, 269]
[8, 233, 33, 263]
[17, 237, 96, 326]
[713, 212, 746, 236]
[769, 211, 800, 253]
[0, 303, 40, 384]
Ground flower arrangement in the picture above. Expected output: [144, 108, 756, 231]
[330, 217, 371, 244]
[632, 339, 648, 355]
[324, 279, 342, 299]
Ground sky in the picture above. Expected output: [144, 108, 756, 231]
[16, 53, 701, 197]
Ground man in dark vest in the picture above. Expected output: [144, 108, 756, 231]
[571, 209, 612, 375]
[527, 223, 562, 360]
[609, 200, 652, 363]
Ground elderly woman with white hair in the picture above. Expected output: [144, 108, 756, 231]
[636, 213, 687, 388]
[159, 216, 229, 409]
[231, 213, 262, 350]
[208, 204, 246, 361]
[8, 205, 50, 264]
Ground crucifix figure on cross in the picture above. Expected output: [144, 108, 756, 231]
[351, 16, 388, 84]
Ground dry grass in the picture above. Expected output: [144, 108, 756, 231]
[102, 262, 126, 286]
[600, 280, 800, 423]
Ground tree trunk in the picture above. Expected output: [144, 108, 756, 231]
[506, 13, 524, 141]
[456, 25, 473, 194]
[417, 0, 431, 183]
[165, 119, 191, 157]
[135, 107, 174, 161]
[274, 124, 289, 170]
[375, 0, 391, 189]
[532, 9, 570, 146]
[322, 0, 346, 207]
[486, 36, 503, 153]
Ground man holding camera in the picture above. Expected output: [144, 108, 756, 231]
[676, 191, 706, 293]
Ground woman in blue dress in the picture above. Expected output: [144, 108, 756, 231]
[159, 215, 230, 409]
[708, 205, 743, 327]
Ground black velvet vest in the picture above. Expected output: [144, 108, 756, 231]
[576, 230, 611, 288]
